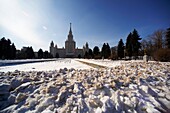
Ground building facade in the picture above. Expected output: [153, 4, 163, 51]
[50, 23, 89, 58]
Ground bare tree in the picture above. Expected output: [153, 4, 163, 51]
[141, 38, 154, 56]
[149, 29, 165, 50]
[141, 29, 169, 61]
[141, 39, 148, 50]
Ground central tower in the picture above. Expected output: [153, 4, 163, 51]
[65, 23, 76, 57]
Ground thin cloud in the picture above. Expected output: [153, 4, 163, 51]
[0, 0, 47, 50]
[21, 10, 29, 17]
[52, 33, 56, 36]
[43, 26, 47, 30]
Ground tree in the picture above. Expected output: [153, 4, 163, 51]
[117, 39, 124, 59]
[131, 29, 142, 59]
[101, 43, 111, 59]
[0, 37, 16, 59]
[43, 51, 52, 58]
[150, 29, 165, 50]
[148, 29, 167, 61]
[88, 49, 93, 58]
[125, 29, 142, 59]
[141, 29, 169, 61]
[101, 43, 107, 58]
[44, 51, 49, 58]
[153, 48, 170, 62]
[11, 43, 16, 59]
[6, 39, 12, 59]
[26, 47, 35, 59]
[110, 46, 117, 60]
[0, 37, 8, 59]
[93, 46, 100, 59]
[147, 40, 154, 56]
[126, 33, 133, 58]
[38, 48, 43, 59]
[0, 37, 6, 59]
[106, 43, 111, 58]
[165, 27, 170, 48]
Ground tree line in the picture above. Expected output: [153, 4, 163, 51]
[84, 43, 111, 59]
[116, 27, 170, 61]
[84, 27, 170, 62]
[141, 28, 170, 61]
[84, 29, 142, 60]
[16, 47, 52, 59]
[37, 49, 53, 59]
[117, 29, 142, 60]
[0, 37, 53, 59]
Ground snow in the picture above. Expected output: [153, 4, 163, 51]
[0, 59, 93, 72]
[0, 58, 129, 72]
[0, 59, 170, 113]
[0, 59, 55, 66]
[77, 59, 122, 68]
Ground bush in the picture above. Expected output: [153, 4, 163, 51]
[94, 55, 102, 59]
[153, 48, 170, 62]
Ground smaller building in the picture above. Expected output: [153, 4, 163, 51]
[50, 23, 89, 58]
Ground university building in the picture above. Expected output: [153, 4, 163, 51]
[49, 23, 89, 58]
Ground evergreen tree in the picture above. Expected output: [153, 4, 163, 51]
[6, 39, 11, 59]
[0, 40, 1, 58]
[0, 37, 8, 59]
[106, 43, 111, 58]
[131, 29, 142, 59]
[0, 37, 16, 59]
[26, 47, 35, 59]
[110, 46, 117, 60]
[101, 43, 107, 58]
[166, 27, 170, 48]
[44, 51, 49, 58]
[93, 46, 100, 58]
[0, 38, 4, 59]
[126, 33, 133, 58]
[117, 39, 124, 59]
[101, 43, 111, 59]
[38, 48, 43, 58]
[11, 43, 16, 59]
[88, 49, 93, 58]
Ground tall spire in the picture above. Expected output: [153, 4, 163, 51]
[67, 23, 73, 41]
[69, 23, 72, 34]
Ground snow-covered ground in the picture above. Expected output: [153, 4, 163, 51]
[0, 59, 123, 72]
[77, 59, 122, 68]
[0, 59, 170, 113]
[0, 59, 93, 72]
[0, 59, 56, 67]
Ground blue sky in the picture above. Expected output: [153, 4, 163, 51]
[0, 0, 170, 51]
